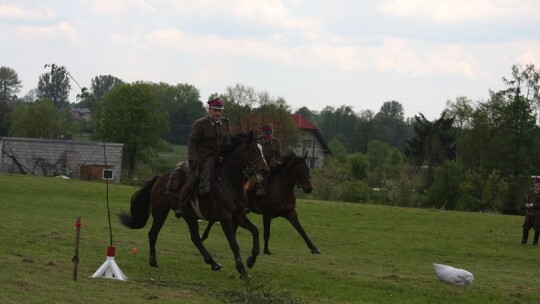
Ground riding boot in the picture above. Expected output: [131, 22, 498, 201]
[175, 182, 195, 218]
[175, 161, 199, 218]
[256, 177, 268, 196]
[521, 229, 529, 244]
[533, 231, 539, 245]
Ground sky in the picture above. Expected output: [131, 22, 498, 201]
[1, 0, 539, 120]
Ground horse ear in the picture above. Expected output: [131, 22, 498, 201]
[248, 130, 254, 138]
[303, 151, 308, 159]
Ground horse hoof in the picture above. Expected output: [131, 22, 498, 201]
[211, 263, 222, 271]
[247, 256, 256, 268]
[240, 272, 251, 280]
[149, 261, 158, 267]
[264, 250, 272, 255]
[311, 248, 321, 254]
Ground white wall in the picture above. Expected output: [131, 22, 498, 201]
[0, 137, 124, 182]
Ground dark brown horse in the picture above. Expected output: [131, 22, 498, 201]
[202, 151, 321, 255]
[118, 131, 269, 279]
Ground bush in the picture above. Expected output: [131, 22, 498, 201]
[337, 180, 372, 203]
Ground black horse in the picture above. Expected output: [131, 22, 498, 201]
[202, 151, 320, 255]
[118, 131, 269, 279]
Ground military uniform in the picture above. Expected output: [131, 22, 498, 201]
[522, 184, 540, 245]
[256, 124, 282, 196]
[172, 98, 230, 217]
[187, 116, 231, 162]
[260, 136, 281, 167]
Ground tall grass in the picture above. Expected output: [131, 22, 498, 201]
[0, 173, 538, 303]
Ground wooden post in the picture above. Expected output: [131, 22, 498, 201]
[72, 217, 81, 281]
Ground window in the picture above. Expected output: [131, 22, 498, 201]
[102, 169, 114, 180]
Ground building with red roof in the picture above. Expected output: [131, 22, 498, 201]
[290, 114, 331, 168]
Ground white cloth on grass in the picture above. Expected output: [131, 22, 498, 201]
[433, 263, 474, 285]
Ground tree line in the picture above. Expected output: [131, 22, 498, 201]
[1, 63, 539, 215]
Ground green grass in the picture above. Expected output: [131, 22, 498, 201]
[159, 144, 188, 166]
[152, 144, 188, 174]
[1, 173, 539, 303]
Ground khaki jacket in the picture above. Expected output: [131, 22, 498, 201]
[527, 187, 540, 216]
[187, 116, 230, 162]
[259, 136, 281, 167]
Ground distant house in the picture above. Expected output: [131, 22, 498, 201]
[290, 114, 331, 169]
[70, 107, 91, 120]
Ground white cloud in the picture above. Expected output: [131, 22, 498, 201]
[0, 4, 55, 20]
[83, 0, 155, 14]
[496, 40, 540, 67]
[144, 28, 366, 70]
[144, 26, 494, 79]
[517, 51, 540, 67]
[159, 0, 315, 30]
[230, 0, 315, 30]
[376, 0, 538, 22]
[19, 22, 85, 47]
[373, 37, 485, 78]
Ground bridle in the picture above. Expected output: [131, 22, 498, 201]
[280, 158, 309, 189]
[226, 139, 267, 178]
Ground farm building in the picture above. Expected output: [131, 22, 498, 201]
[290, 114, 331, 169]
[0, 137, 124, 183]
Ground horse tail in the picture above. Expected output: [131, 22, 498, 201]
[118, 175, 159, 229]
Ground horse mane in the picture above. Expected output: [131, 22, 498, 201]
[270, 151, 300, 176]
[221, 132, 253, 157]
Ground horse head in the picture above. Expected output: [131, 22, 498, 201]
[226, 130, 269, 182]
[280, 151, 313, 193]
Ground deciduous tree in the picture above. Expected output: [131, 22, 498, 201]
[0, 66, 22, 100]
[91, 75, 124, 101]
[10, 99, 61, 138]
[150, 82, 204, 145]
[37, 64, 71, 109]
[405, 112, 456, 187]
[92, 82, 168, 180]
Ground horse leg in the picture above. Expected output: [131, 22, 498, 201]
[262, 215, 273, 255]
[148, 210, 168, 267]
[185, 217, 222, 271]
[201, 221, 215, 241]
[284, 210, 321, 254]
[234, 214, 260, 268]
[220, 219, 250, 280]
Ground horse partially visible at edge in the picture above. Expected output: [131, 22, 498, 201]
[118, 131, 269, 279]
[202, 151, 320, 255]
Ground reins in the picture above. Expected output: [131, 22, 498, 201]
[279, 158, 304, 188]
[222, 140, 263, 179]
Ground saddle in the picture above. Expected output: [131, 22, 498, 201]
[166, 161, 189, 198]
[166, 158, 217, 198]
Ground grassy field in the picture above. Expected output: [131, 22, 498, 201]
[1, 173, 539, 304]
[150, 144, 188, 174]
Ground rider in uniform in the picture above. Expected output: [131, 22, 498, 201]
[171, 97, 230, 218]
[522, 176, 540, 245]
[256, 123, 282, 196]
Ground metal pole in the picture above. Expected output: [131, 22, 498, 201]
[72, 217, 81, 280]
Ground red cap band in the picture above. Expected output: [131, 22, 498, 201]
[207, 98, 224, 109]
